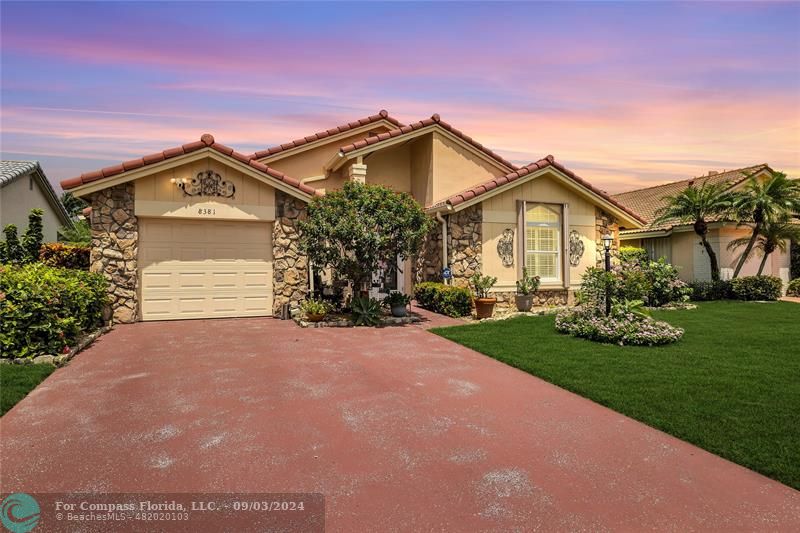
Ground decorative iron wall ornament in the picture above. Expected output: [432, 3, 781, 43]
[569, 230, 584, 266]
[497, 228, 514, 267]
[176, 170, 235, 199]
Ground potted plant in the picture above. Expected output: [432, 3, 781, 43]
[383, 291, 412, 317]
[470, 272, 498, 319]
[515, 271, 541, 312]
[301, 298, 331, 323]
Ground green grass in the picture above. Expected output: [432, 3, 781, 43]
[0, 364, 56, 416]
[432, 301, 800, 489]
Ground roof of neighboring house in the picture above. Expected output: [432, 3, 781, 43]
[427, 155, 646, 225]
[250, 110, 403, 160]
[60, 134, 320, 197]
[1, 160, 73, 226]
[338, 114, 519, 171]
[612, 163, 772, 233]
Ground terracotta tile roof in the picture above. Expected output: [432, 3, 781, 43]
[250, 110, 403, 159]
[339, 114, 518, 171]
[428, 155, 646, 224]
[60, 134, 319, 196]
[612, 164, 770, 232]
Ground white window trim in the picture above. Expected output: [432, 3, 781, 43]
[517, 201, 569, 288]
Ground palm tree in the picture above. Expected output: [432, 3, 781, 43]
[731, 172, 800, 278]
[654, 181, 736, 281]
[727, 219, 800, 276]
[57, 219, 91, 245]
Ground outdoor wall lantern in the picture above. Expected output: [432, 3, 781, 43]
[170, 170, 235, 199]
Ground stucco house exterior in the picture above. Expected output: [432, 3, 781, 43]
[60, 110, 644, 323]
[1, 160, 72, 241]
[613, 164, 792, 284]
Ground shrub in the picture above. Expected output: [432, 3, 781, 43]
[351, 296, 382, 326]
[413, 282, 472, 317]
[39, 243, 90, 270]
[618, 246, 648, 265]
[787, 278, 800, 297]
[730, 276, 783, 301]
[555, 306, 684, 346]
[300, 298, 331, 317]
[0, 263, 108, 359]
[689, 280, 733, 301]
[580, 258, 691, 309]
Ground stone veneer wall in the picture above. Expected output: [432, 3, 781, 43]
[413, 221, 443, 284]
[448, 204, 482, 287]
[595, 208, 619, 267]
[273, 190, 309, 316]
[90, 183, 138, 323]
[491, 290, 569, 310]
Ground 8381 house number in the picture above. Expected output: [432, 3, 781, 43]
[197, 208, 216, 215]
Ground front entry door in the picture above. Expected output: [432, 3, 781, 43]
[369, 256, 404, 299]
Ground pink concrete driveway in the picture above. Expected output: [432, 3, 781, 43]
[2, 313, 799, 531]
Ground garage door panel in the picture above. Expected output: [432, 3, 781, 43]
[139, 219, 273, 321]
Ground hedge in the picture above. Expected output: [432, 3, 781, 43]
[0, 263, 108, 359]
[39, 242, 90, 270]
[413, 282, 472, 317]
[785, 278, 799, 297]
[689, 280, 733, 301]
[730, 275, 783, 301]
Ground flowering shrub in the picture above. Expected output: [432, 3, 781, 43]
[555, 306, 684, 346]
[0, 263, 107, 358]
[578, 258, 691, 309]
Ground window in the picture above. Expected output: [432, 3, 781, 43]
[643, 237, 671, 263]
[524, 204, 561, 282]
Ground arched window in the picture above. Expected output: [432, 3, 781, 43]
[524, 204, 561, 282]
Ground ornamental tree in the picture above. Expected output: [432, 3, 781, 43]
[298, 181, 433, 291]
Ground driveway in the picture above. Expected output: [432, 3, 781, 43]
[2, 312, 798, 531]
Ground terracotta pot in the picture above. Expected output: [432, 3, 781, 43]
[390, 305, 408, 318]
[306, 313, 326, 323]
[515, 294, 534, 312]
[474, 298, 497, 319]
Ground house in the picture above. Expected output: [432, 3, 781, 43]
[1, 160, 72, 241]
[613, 164, 792, 284]
[60, 110, 644, 323]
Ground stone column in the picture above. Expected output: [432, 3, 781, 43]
[348, 163, 367, 184]
[448, 204, 482, 287]
[90, 183, 138, 323]
[595, 208, 619, 267]
[413, 219, 443, 284]
[273, 190, 309, 316]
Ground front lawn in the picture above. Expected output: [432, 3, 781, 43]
[0, 364, 56, 415]
[432, 301, 800, 489]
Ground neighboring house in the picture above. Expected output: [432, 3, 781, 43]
[60, 110, 643, 323]
[613, 164, 792, 284]
[0, 160, 72, 242]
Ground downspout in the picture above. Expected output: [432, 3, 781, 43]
[436, 210, 449, 285]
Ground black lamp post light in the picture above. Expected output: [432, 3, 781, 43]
[602, 233, 613, 316]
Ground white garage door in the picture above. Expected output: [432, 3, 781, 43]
[139, 218, 273, 321]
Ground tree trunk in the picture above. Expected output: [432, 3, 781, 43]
[699, 233, 720, 281]
[733, 222, 761, 278]
[757, 252, 769, 276]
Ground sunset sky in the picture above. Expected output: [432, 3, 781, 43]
[1, 1, 798, 193]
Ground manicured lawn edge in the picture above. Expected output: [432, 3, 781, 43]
[0, 364, 56, 416]
[431, 301, 800, 490]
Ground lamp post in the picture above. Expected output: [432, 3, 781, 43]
[602, 233, 613, 316]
